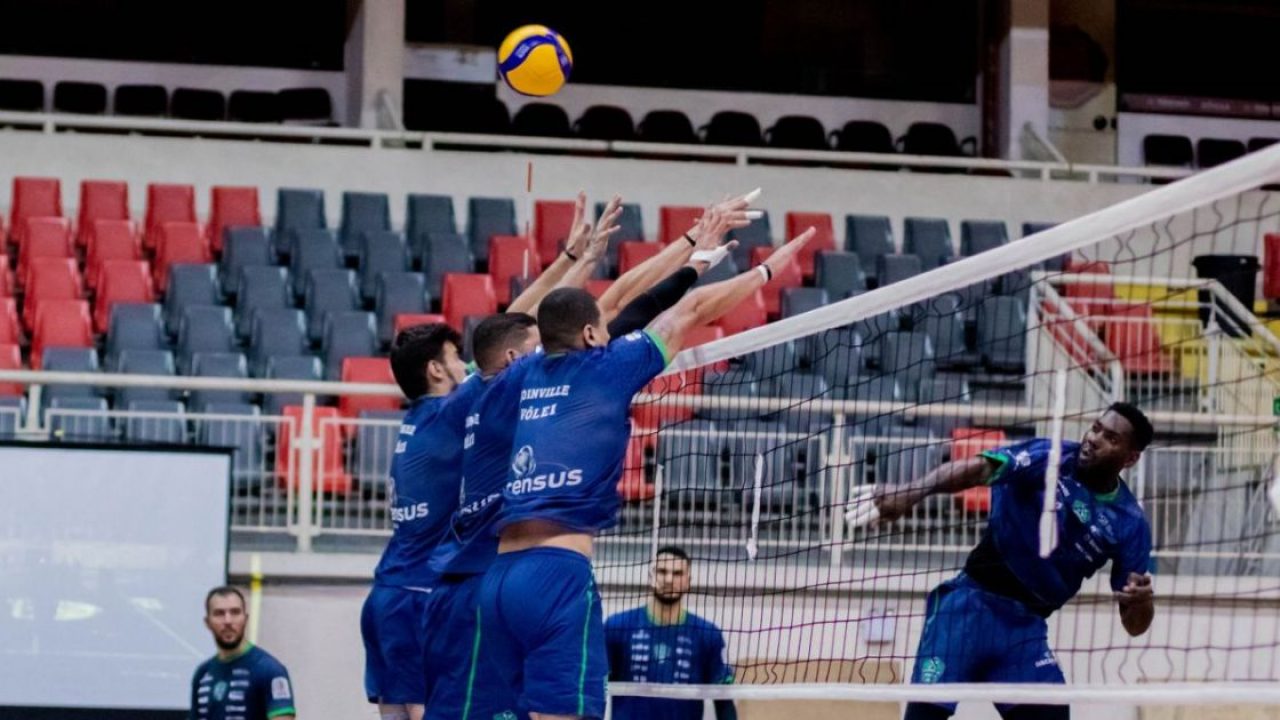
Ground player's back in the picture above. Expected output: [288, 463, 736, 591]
[373, 376, 483, 589]
[496, 330, 668, 535]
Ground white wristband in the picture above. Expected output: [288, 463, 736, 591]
[691, 246, 730, 269]
[755, 265, 771, 282]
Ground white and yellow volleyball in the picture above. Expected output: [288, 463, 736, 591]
[498, 25, 573, 97]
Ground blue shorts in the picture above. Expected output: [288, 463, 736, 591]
[424, 574, 523, 720]
[911, 574, 1065, 712]
[361, 584, 432, 705]
[478, 548, 607, 719]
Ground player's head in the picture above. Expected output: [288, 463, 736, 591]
[537, 287, 609, 354]
[204, 586, 248, 651]
[1080, 402, 1153, 474]
[651, 546, 692, 606]
[390, 322, 466, 400]
[472, 312, 539, 375]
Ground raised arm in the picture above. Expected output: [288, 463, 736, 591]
[867, 456, 997, 524]
[507, 191, 594, 316]
[645, 222, 815, 357]
[552, 194, 623, 293]
[1117, 573, 1154, 636]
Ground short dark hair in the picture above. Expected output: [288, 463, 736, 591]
[205, 586, 245, 614]
[655, 546, 691, 564]
[472, 313, 537, 373]
[1107, 402, 1154, 451]
[537, 288, 601, 353]
[390, 323, 462, 400]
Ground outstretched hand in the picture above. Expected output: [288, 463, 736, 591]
[760, 227, 816, 273]
[583, 194, 624, 262]
[845, 483, 915, 528]
[563, 191, 594, 259]
[1117, 572, 1153, 606]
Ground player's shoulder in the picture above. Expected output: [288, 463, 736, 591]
[605, 605, 647, 629]
[247, 645, 289, 675]
[191, 657, 214, 681]
[685, 611, 726, 633]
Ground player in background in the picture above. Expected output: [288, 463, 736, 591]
[423, 192, 750, 720]
[191, 586, 295, 720]
[477, 214, 815, 720]
[605, 546, 737, 720]
[845, 404, 1156, 720]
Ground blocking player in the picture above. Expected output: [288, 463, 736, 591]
[476, 218, 815, 720]
[191, 586, 295, 720]
[605, 546, 737, 720]
[422, 195, 749, 720]
[845, 404, 1156, 720]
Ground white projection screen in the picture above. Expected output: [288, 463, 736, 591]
[0, 444, 231, 716]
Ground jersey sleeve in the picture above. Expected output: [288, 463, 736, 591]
[605, 330, 671, 394]
[702, 623, 735, 684]
[1110, 513, 1154, 592]
[979, 438, 1051, 488]
[258, 658, 296, 718]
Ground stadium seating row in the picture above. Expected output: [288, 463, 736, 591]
[1144, 134, 1277, 170]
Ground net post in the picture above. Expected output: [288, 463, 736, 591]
[1040, 369, 1068, 559]
[293, 392, 318, 553]
[828, 414, 848, 568]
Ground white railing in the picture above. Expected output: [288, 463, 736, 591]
[0, 109, 1191, 184]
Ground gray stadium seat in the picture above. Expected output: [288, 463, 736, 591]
[375, 273, 429, 346]
[339, 191, 391, 258]
[904, 218, 955, 271]
[978, 296, 1027, 372]
[248, 308, 309, 378]
[698, 368, 764, 422]
[124, 400, 187, 444]
[275, 188, 327, 258]
[0, 397, 23, 439]
[360, 231, 411, 302]
[197, 402, 265, 489]
[842, 374, 902, 434]
[854, 311, 902, 369]
[354, 409, 404, 498]
[876, 254, 923, 286]
[322, 312, 377, 381]
[916, 375, 971, 437]
[189, 352, 252, 410]
[106, 303, 165, 371]
[41, 347, 101, 405]
[289, 229, 343, 298]
[422, 232, 475, 298]
[304, 269, 360, 343]
[874, 436, 941, 487]
[693, 255, 739, 288]
[177, 306, 236, 373]
[467, 197, 517, 265]
[1021, 223, 1070, 272]
[165, 264, 222, 336]
[726, 420, 803, 506]
[810, 331, 864, 395]
[960, 220, 1009, 257]
[115, 350, 178, 406]
[406, 194, 456, 260]
[728, 213, 772, 270]
[778, 373, 833, 432]
[845, 215, 895, 284]
[814, 251, 867, 300]
[781, 287, 829, 318]
[915, 295, 977, 370]
[461, 315, 485, 363]
[220, 227, 273, 295]
[742, 340, 799, 380]
[264, 356, 324, 415]
[598, 202, 644, 243]
[235, 266, 292, 339]
[48, 396, 112, 442]
[878, 331, 935, 402]
[657, 419, 723, 491]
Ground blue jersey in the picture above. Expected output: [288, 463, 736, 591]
[190, 644, 294, 720]
[496, 330, 670, 534]
[965, 438, 1153, 614]
[430, 353, 540, 577]
[605, 607, 735, 720]
[373, 376, 483, 589]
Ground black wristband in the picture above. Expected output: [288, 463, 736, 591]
[565, 250, 579, 262]
[683, 232, 696, 247]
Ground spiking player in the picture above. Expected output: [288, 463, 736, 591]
[476, 216, 815, 720]
[423, 193, 750, 720]
[845, 403, 1156, 720]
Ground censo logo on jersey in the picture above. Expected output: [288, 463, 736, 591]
[507, 445, 584, 494]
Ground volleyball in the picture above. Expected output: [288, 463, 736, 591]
[497, 24, 573, 97]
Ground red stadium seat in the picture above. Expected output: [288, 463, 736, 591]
[209, 186, 262, 252]
[534, 200, 576, 266]
[23, 258, 82, 330]
[338, 357, 402, 417]
[785, 211, 837, 279]
[0, 256, 11, 297]
[716, 289, 766, 335]
[751, 245, 803, 318]
[94, 260, 155, 332]
[17, 217, 73, 280]
[951, 428, 1006, 513]
[86, 219, 141, 289]
[1104, 304, 1172, 373]
[144, 183, 197, 250]
[9, 177, 62, 245]
[153, 221, 211, 290]
[617, 241, 661, 274]
[1063, 260, 1113, 314]
[392, 313, 447, 335]
[659, 206, 703, 245]
[0, 298, 19, 345]
[0, 343, 22, 396]
[442, 273, 497, 331]
[31, 300, 93, 368]
[630, 326, 724, 427]
[76, 180, 129, 248]
[1038, 298, 1100, 368]
[1265, 234, 1280, 300]
[277, 405, 352, 494]
[619, 425, 656, 501]
[489, 236, 542, 305]
[585, 279, 614, 299]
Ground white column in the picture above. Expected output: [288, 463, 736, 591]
[999, 0, 1051, 159]
[344, 0, 406, 129]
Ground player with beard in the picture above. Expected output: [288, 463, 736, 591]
[191, 586, 295, 720]
[605, 547, 736, 720]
